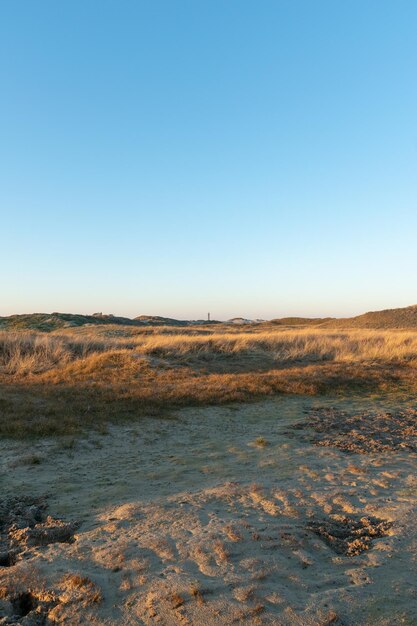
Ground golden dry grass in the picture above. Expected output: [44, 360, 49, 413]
[107, 327, 417, 363]
[3, 326, 417, 370]
[1, 325, 416, 437]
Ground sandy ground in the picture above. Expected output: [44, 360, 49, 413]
[1, 396, 417, 625]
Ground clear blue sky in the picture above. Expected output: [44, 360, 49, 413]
[1, 1, 416, 320]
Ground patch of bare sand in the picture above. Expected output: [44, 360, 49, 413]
[1, 397, 417, 624]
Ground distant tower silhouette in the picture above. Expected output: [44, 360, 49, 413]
[208, 312, 210, 322]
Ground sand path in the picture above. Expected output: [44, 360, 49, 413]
[1, 396, 417, 625]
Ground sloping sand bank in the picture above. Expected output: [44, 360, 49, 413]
[1, 397, 417, 625]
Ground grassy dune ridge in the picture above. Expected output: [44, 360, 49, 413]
[1, 325, 417, 436]
[2, 327, 417, 372]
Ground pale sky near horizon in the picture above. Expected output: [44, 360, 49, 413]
[1, 1, 416, 320]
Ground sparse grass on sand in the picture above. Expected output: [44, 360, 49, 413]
[1, 326, 417, 437]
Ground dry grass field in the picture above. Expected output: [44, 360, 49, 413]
[1, 324, 417, 437]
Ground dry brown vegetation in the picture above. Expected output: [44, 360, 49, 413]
[1, 325, 417, 437]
